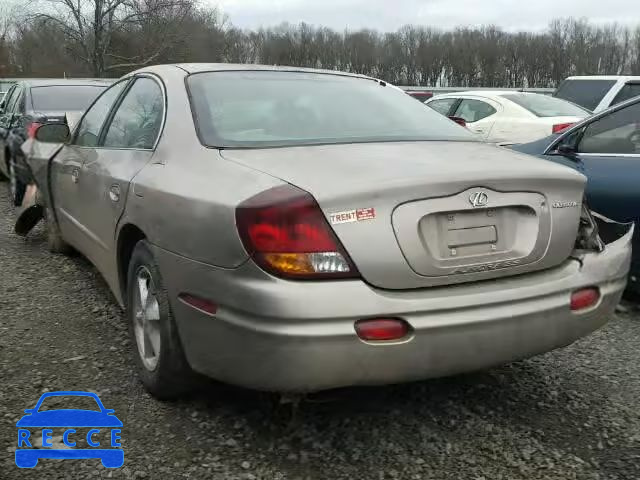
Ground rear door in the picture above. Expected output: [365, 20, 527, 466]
[572, 100, 640, 223]
[51, 80, 129, 255]
[452, 97, 499, 139]
[571, 99, 640, 277]
[0, 85, 20, 176]
[74, 75, 165, 278]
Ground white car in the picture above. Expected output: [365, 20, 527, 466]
[553, 76, 640, 113]
[424, 91, 589, 145]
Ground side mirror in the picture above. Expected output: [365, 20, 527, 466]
[35, 123, 70, 143]
[23, 409, 35, 414]
[448, 116, 467, 127]
[556, 142, 576, 156]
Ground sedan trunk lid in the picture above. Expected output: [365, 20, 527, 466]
[222, 141, 586, 289]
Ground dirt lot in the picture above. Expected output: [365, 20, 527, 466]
[1, 182, 639, 480]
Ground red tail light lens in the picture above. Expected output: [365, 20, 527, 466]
[236, 185, 359, 279]
[570, 287, 600, 311]
[355, 318, 411, 341]
[552, 122, 575, 134]
[27, 122, 43, 139]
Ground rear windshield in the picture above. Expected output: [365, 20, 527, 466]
[30, 85, 107, 112]
[187, 71, 474, 148]
[501, 93, 589, 117]
[553, 79, 616, 111]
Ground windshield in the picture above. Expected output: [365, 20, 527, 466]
[502, 93, 589, 117]
[187, 71, 474, 148]
[553, 79, 616, 111]
[30, 85, 107, 112]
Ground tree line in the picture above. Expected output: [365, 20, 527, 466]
[0, 0, 639, 88]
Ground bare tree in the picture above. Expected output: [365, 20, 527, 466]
[30, 0, 197, 76]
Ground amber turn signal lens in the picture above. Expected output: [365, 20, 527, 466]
[262, 253, 315, 275]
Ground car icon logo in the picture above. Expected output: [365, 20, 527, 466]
[469, 191, 489, 207]
[15, 391, 123, 469]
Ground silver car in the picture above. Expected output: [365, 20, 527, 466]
[31, 64, 633, 398]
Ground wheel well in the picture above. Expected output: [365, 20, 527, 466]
[117, 224, 147, 302]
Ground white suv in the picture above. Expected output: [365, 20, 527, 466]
[553, 76, 640, 113]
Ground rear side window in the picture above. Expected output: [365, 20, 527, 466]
[30, 85, 106, 112]
[102, 77, 164, 149]
[611, 83, 640, 106]
[73, 81, 127, 147]
[501, 93, 589, 117]
[553, 79, 616, 111]
[427, 98, 458, 116]
[453, 99, 496, 123]
[578, 102, 640, 154]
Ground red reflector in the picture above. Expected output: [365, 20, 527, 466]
[355, 318, 411, 341]
[178, 293, 218, 315]
[27, 122, 43, 139]
[570, 287, 600, 311]
[552, 122, 575, 134]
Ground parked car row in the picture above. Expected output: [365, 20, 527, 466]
[0, 79, 111, 205]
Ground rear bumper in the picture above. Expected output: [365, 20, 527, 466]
[153, 223, 633, 392]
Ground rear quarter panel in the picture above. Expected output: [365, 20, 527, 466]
[118, 66, 282, 270]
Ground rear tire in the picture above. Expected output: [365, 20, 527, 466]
[45, 206, 72, 254]
[127, 240, 194, 399]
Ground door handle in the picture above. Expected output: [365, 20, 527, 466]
[71, 167, 80, 183]
[109, 184, 121, 202]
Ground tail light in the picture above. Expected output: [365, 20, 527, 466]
[236, 185, 359, 279]
[570, 287, 600, 311]
[552, 122, 575, 134]
[27, 122, 43, 139]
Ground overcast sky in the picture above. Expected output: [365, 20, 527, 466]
[212, 0, 637, 32]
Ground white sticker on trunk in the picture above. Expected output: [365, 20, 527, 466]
[329, 208, 375, 224]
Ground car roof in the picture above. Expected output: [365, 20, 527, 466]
[14, 78, 113, 88]
[131, 63, 377, 81]
[429, 91, 542, 100]
[562, 75, 640, 81]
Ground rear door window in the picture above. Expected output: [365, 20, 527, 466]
[578, 102, 640, 154]
[73, 81, 128, 147]
[453, 99, 497, 123]
[427, 98, 458, 116]
[553, 79, 616, 111]
[611, 83, 640, 106]
[102, 77, 164, 149]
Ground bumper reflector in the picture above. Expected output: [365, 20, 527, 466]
[570, 287, 600, 311]
[178, 293, 218, 315]
[355, 318, 411, 341]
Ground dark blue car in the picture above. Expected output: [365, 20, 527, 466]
[15, 391, 123, 468]
[511, 95, 640, 293]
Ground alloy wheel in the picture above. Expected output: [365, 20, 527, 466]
[133, 266, 161, 371]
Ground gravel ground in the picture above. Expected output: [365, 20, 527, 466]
[1, 182, 640, 480]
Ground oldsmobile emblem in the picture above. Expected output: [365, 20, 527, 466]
[552, 201, 578, 209]
[469, 191, 489, 208]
